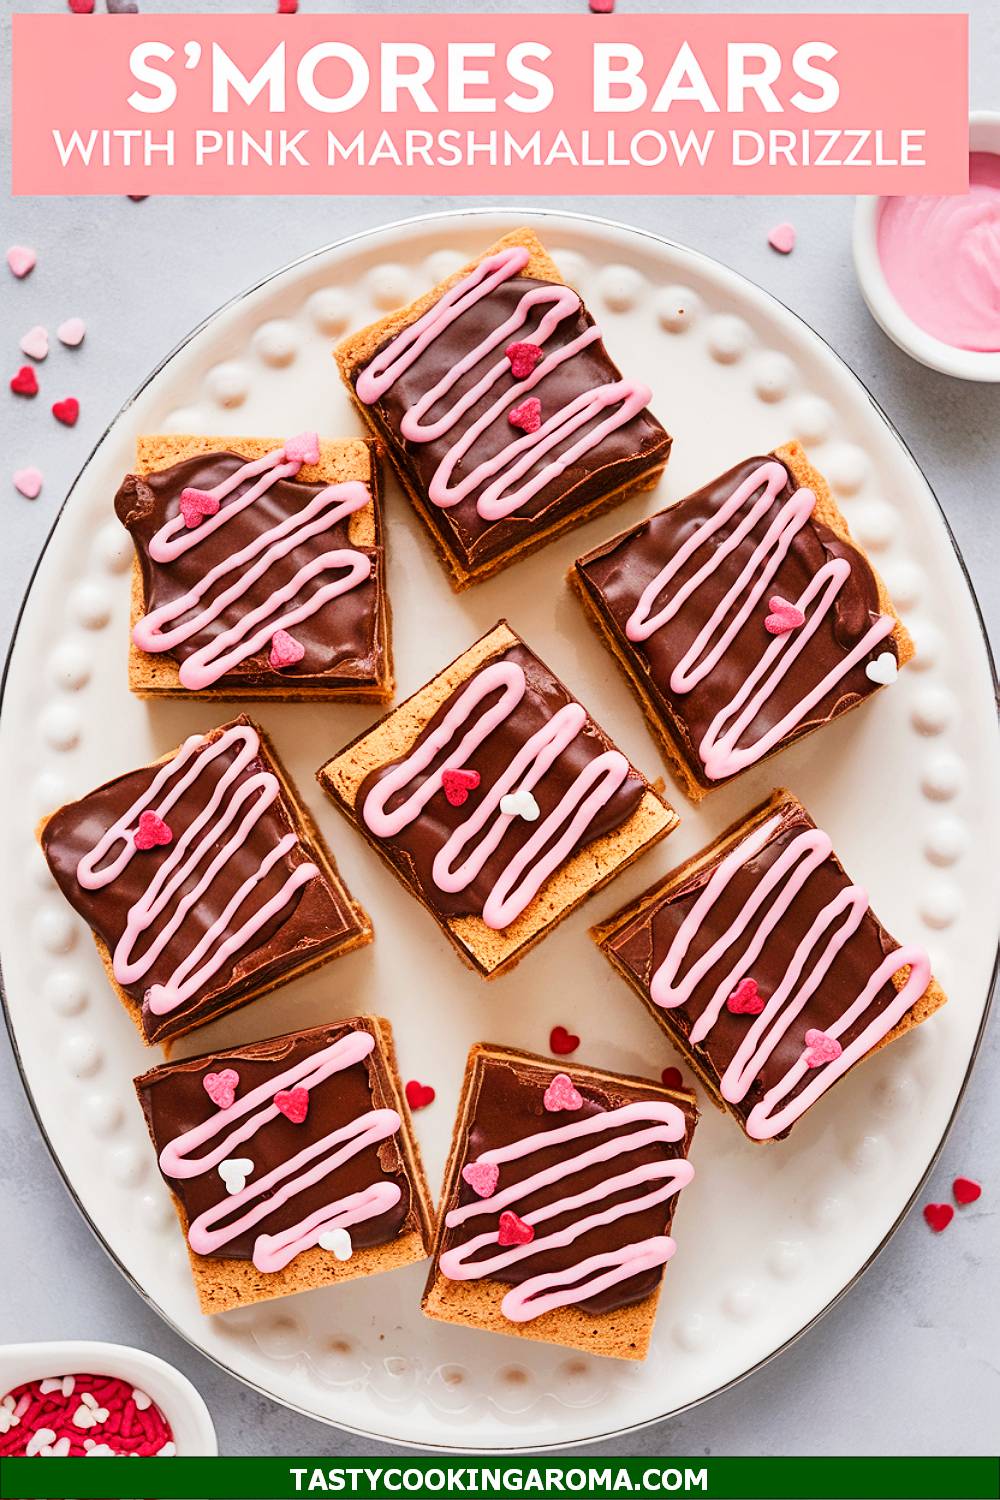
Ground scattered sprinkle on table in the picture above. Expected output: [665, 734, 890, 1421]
[10, 366, 39, 398]
[589, 0, 615, 11]
[6, 245, 36, 278]
[0, 1373, 173, 1457]
[954, 1176, 982, 1205]
[67, 0, 96, 12]
[19, 326, 49, 362]
[405, 1079, 435, 1110]
[923, 1202, 954, 1233]
[57, 317, 87, 348]
[278, 0, 299, 10]
[13, 467, 44, 500]
[52, 397, 80, 427]
[768, 222, 797, 255]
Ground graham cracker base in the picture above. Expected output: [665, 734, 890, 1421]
[572, 441, 914, 803]
[125, 434, 393, 702]
[37, 720, 373, 1048]
[591, 788, 948, 1139]
[334, 228, 670, 590]
[142, 1016, 436, 1315]
[317, 621, 679, 979]
[422, 1042, 697, 1360]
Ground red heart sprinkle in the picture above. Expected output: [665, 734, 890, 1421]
[462, 1160, 500, 1199]
[10, 365, 39, 397]
[134, 810, 172, 851]
[953, 1176, 982, 1206]
[727, 977, 765, 1015]
[441, 767, 480, 807]
[274, 1086, 309, 1124]
[269, 628, 306, 669]
[68, 0, 96, 11]
[505, 341, 543, 379]
[589, 0, 616, 11]
[549, 1025, 580, 1056]
[405, 1079, 435, 1110]
[923, 1202, 954, 1234]
[660, 1066, 685, 1090]
[508, 396, 542, 434]
[498, 1210, 534, 1247]
[277, 0, 299, 11]
[179, 486, 220, 528]
[52, 397, 80, 427]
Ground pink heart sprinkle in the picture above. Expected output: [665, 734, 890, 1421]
[543, 1072, 583, 1113]
[283, 430, 320, 466]
[505, 341, 543, 379]
[497, 1210, 534, 1247]
[269, 629, 306, 669]
[57, 317, 87, 348]
[20, 325, 49, 362]
[7, 245, 36, 278]
[768, 222, 796, 255]
[274, 1086, 309, 1124]
[441, 767, 480, 807]
[13, 466, 43, 500]
[179, 487, 219, 529]
[804, 1028, 842, 1068]
[764, 596, 806, 635]
[134, 810, 172, 851]
[589, 0, 616, 11]
[508, 396, 542, 434]
[462, 1161, 500, 1199]
[203, 1069, 239, 1110]
[727, 977, 765, 1015]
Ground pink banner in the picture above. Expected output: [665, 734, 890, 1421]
[12, 12, 968, 196]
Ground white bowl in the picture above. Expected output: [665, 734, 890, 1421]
[0, 1341, 217, 1456]
[853, 111, 1000, 381]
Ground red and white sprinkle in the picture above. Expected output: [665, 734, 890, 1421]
[0, 1373, 174, 1459]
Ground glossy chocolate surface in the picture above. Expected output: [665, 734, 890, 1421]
[136, 1021, 413, 1261]
[117, 450, 384, 689]
[41, 719, 360, 1042]
[353, 275, 671, 573]
[439, 1050, 696, 1316]
[356, 641, 646, 923]
[576, 456, 895, 788]
[602, 800, 903, 1133]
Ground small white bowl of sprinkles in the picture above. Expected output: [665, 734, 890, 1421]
[0, 1341, 216, 1458]
[853, 110, 1000, 381]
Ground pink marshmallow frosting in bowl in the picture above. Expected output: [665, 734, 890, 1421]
[853, 111, 1000, 381]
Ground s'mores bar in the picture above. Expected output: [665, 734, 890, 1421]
[135, 1017, 434, 1314]
[317, 621, 678, 978]
[117, 432, 392, 700]
[573, 442, 913, 800]
[335, 229, 672, 588]
[593, 790, 947, 1142]
[39, 716, 372, 1045]
[423, 1045, 697, 1359]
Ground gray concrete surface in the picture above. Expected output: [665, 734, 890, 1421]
[1, 0, 997, 1459]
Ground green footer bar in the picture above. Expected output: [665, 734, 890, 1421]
[1, 1455, 997, 1500]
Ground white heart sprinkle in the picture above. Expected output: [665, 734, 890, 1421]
[0, 1410, 13, 1435]
[318, 1226, 354, 1260]
[57, 317, 87, 348]
[72, 1403, 98, 1429]
[26, 1428, 57, 1456]
[131, 1387, 151, 1410]
[50, 1436, 72, 1457]
[218, 1156, 254, 1194]
[157, 1440, 177, 1456]
[85, 1442, 116, 1457]
[19, 324, 48, 361]
[866, 651, 898, 686]
[500, 789, 540, 822]
[39, 1379, 62, 1394]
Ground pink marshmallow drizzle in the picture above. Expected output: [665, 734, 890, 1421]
[0, 1373, 173, 1457]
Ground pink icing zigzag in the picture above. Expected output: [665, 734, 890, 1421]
[361, 659, 631, 930]
[132, 436, 372, 690]
[439, 1099, 694, 1323]
[648, 811, 932, 1140]
[158, 1029, 403, 1273]
[76, 723, 319, 1017]
[624, 460, 897, 781]
[354, 246, 652, 524]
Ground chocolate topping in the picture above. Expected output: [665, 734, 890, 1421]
[136, 1021, 413, 1261]
[604, 800, 903, 1137]
[356, 643, 646, 922]
[439, 1050, 696, 1316]
[116, 451, 384, 689]
[576, 456, 895, 788]
[353, 275, 671, 572]
[41, 718, 360, 1043]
